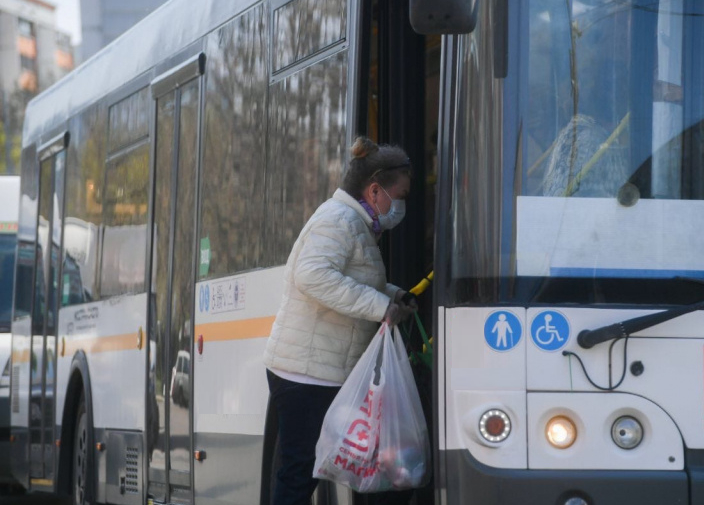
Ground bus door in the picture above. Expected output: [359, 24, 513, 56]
[147, 53, 205, 504]
[358, 0, 439, 291]
[29, 133, 68, 488]
[355, 2, 440, 503]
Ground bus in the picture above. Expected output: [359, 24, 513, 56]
[8, 0, 704, 504]
[8, 1, 437, 504]
[0, 175, 19, 489]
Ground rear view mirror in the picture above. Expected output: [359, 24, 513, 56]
[409, 0, 478, 34]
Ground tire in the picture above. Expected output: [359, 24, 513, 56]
[72, 394, 92, 505]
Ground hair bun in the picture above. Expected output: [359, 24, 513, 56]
[350, 136, 379, 159]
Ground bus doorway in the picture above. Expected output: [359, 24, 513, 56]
[29, 142, 67, 490]
[355, 1, 440, 503]
[147, 55, 204, 504]
[357, 0, 439, 295]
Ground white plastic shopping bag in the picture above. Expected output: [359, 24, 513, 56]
[313, 324, 430, 493]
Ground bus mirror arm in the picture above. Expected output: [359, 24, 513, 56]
[577, 300, 704, 349]
[577, 323, 626, 349]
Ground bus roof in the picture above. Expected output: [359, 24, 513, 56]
[22, 0, 255, 147]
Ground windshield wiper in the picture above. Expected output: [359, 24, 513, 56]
[578, 300, 704, 349]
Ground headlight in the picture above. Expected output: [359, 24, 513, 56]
[611, 416, 643, 449]
[563, 497, 589, 505]
[478, 409, 511, 443]
[546, 415, 577, 449]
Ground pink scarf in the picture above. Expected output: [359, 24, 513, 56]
[358, 199, 382, 240]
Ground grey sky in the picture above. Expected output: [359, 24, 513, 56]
[51, 0, 81, 44]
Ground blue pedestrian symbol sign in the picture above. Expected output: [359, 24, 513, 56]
[531, 311, 570, 351]
[484, 311, 522, 352]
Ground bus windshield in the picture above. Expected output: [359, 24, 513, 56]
[449, 0, 704, 306]
[0, 233, 15, 331]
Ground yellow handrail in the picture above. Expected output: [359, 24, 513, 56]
[408, 271, 434, 356]
[410, 271, 434, 296]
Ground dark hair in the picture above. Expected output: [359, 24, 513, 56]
[340, 136, 412, 199]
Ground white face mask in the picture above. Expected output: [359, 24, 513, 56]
[376, 187, 406, 230]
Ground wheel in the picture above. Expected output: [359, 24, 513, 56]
[72, 393, 92, 505]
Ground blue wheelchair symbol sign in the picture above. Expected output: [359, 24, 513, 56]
[484, 311, 522, 352]
[530, 311, 570, 351]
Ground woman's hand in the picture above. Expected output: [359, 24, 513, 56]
[383, 302, 402, 326]
[384, 291, 418, 327]
[394, 290, 418, 321]
[395, 290, 418, 308]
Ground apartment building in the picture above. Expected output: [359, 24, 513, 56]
[0, 0, 74, 174]
[0, 0, 73, 94]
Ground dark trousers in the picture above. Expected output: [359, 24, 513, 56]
[267, 369, 341, 505]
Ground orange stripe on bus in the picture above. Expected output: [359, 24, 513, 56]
[12, 333, 138, 362]
[11, 349, 30, 364]
[10, 316, 274, 362]
[63, 333, 138, 355]
[195, 316, 275, 342]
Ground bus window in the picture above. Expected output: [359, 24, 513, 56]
[0, 233, 15, 332]
[272, 0, 347, 73]
[448, 0, 704, 306]
[0, 191, 16, 460]
[101, 90, 150, 295]
[100, 142, 149, 297]
[267, 52, 347, 265]
[63, 104, 107, 304]
[107, 87, 149, 153]
[199, 4, 267, 278]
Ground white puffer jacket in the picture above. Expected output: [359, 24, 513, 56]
[263, 189, 400, 383]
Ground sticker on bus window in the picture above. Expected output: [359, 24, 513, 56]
[200, 236, 211, 278]
[484, 311, 522, 352]
[207, 276, 246, 314]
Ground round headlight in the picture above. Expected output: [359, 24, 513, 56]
[479, 409, 511, 443]
[546, 415, 577, 449]
[563, 497, 589, 505]
[611, 416, 643, 449]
